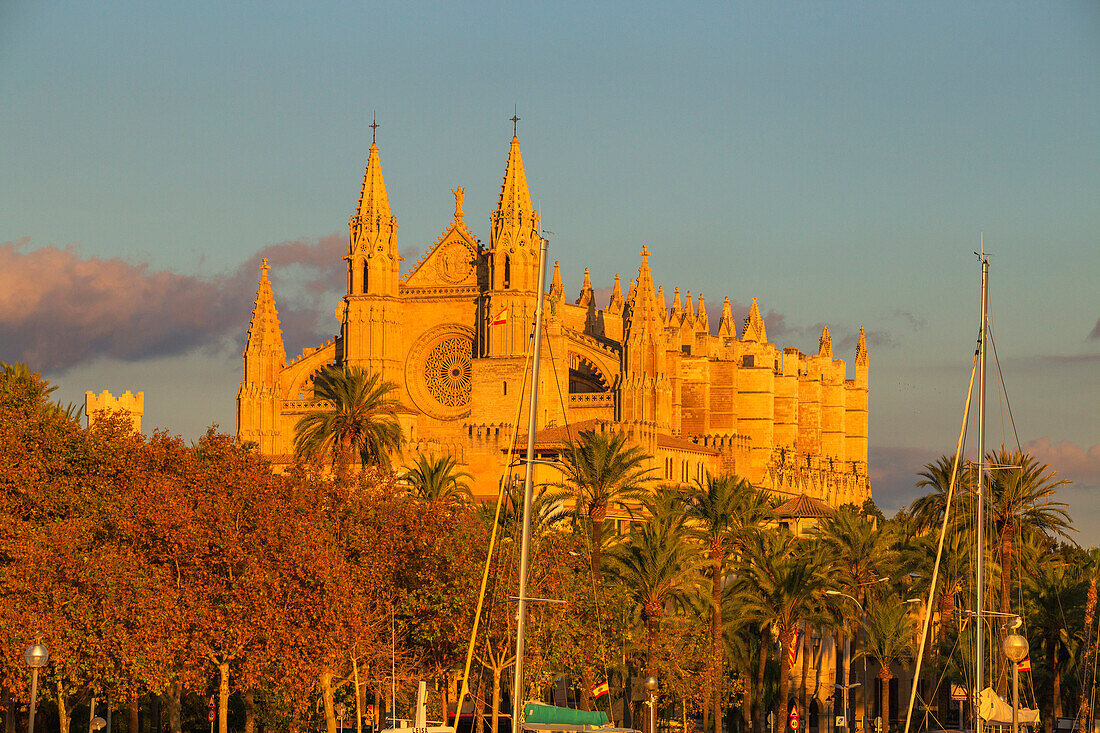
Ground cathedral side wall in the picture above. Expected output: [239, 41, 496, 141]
[679, 356, 710, 437]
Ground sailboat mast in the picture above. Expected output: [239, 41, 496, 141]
[512, 233, 551, 727]
[975, 255, 989, 733]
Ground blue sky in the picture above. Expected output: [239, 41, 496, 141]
[2, 2, 1098, 540]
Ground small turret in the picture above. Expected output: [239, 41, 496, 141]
[606, 273, 624, 315]
[576, 267, 593, 307]
[718, 296, 736, 339]
[819, 326, 832, 358]
[549, 260, 564, 301]
[742, 297, 767, 343]
[695, 294, 708, 332]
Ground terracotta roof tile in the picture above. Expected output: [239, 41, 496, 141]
[773, 493, 834, 519]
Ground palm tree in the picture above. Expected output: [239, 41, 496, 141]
[555, 429, 656, 581]
[910, 455, 971, 534]
[862, 599, 916, 730]
[682, 473, 770, 733]
[1026, 552, 1086, 733]
[604, 498, 700, 683]
[985, 447, 1072, 621]
[293, 366, 403, 477]
[400, 454, 474, 503]
[813, 506, 899, 719]
[739, 530, 828, 733]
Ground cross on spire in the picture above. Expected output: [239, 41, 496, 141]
[510, 106, 520, 137]
[370, 112, 379, 144]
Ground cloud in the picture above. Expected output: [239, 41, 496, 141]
[1091, 318, 1100, 340]
[0, 236, 360, 373]
[1022, 437, 1100, 489]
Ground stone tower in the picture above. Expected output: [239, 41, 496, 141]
[237, 259, 286, 453]
[85, 389, 144, 432]
[340, 141, 403, 381]
[483, 135, 541, 358]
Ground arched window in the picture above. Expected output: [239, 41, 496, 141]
[503, 255, 511, 289]
[503, 381, 508, 396]
[362, 261, 369, 293]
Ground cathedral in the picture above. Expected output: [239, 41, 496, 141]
[237, 131, 871, 505]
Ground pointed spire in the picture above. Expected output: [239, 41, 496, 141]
[625, 246, 662, 334]
[606, 273, 624, 315]
[576, 267, 594, 307]
[671, 287, 682, 319]
[818, 326, 833, 358]
[549, 260, 564, 301]
[656, 285, 667, 324]
[695, 294, 709, 332]
[742, 297, 767, 343]
[494, 134, 535, 229]
[354, 142, 393, 230]
[245, 258, 286, 362]
[718, 296, 736, 338]
[627, 277, 637, 306]
[684, 290, 695, 325]
[856, 326, 868, 366]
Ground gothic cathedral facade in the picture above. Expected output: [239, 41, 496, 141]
[237, 134, 871, 505]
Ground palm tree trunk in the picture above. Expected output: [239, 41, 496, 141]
[799, 626, 810, 722]
[1053, 645, 1061, 722]
[878, 671, 892, 733]
[755, 630, 769, 733]
[741, 670, 753, 733]
[777, 628, 793, 732]
[590, 505, 606, 582]
[712, 554, 724, 733]
[1081, 579, 1098, 726]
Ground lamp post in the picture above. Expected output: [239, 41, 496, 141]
[827, 578, 887, 733]
[644, 677, 658, 733]
[24, 644, 49, 733]
[1002, 620, 1029, 733]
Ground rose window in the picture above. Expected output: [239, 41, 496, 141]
[422, 337, 472, 408]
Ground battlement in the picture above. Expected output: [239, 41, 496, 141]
[85, 389, 144, 432]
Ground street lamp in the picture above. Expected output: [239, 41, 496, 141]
[24, 643, 49, 733]
[644, 676, 658, 733]
[1002, 619, 1029, 733]
[827, 578, 887, 733]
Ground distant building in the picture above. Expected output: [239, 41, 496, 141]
[237, 132, 870, 504]
[85, 389, 144, 433]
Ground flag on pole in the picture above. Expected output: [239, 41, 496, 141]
[1017, 657, 1031, 672]
[788, 626, 803, 667]
[590, 681, 610, 698]
[491, 308, 509, 326]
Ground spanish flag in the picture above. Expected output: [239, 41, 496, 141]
[590, 681, 610, 698]
[491, 309, 509, 326]
[1017, 657, 1031, 672]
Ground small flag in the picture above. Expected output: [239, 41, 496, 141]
[492, 308, 509, 326]
[590, 681, 610, 698]
[1017, 657, 1031, 672]
[788, 626, 803, 667]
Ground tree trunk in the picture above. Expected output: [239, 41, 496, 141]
[56, 682, 72, 733]
[218, 662, 231, 733]
[799, 627, 810, 722]
[741, 671, 753, 733]
[244, 690, 256, 733]
[473, 676, 487, 733]
[322, 667, 338, 733]
[441, 673, 451, 726]
[879, 671, 892, 733]
[1053, 645, 1061, 721]
[712, 550, 725, 733]
[777, 629, 793, 732]
[161, 683, 182, 733]
[491, 667, 502, 733]
[590, 505, 606, 583]
[755, 630, 769, 733]
[128, 694, 139, 733]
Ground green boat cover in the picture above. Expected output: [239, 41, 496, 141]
[523, 704, 609, 727]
